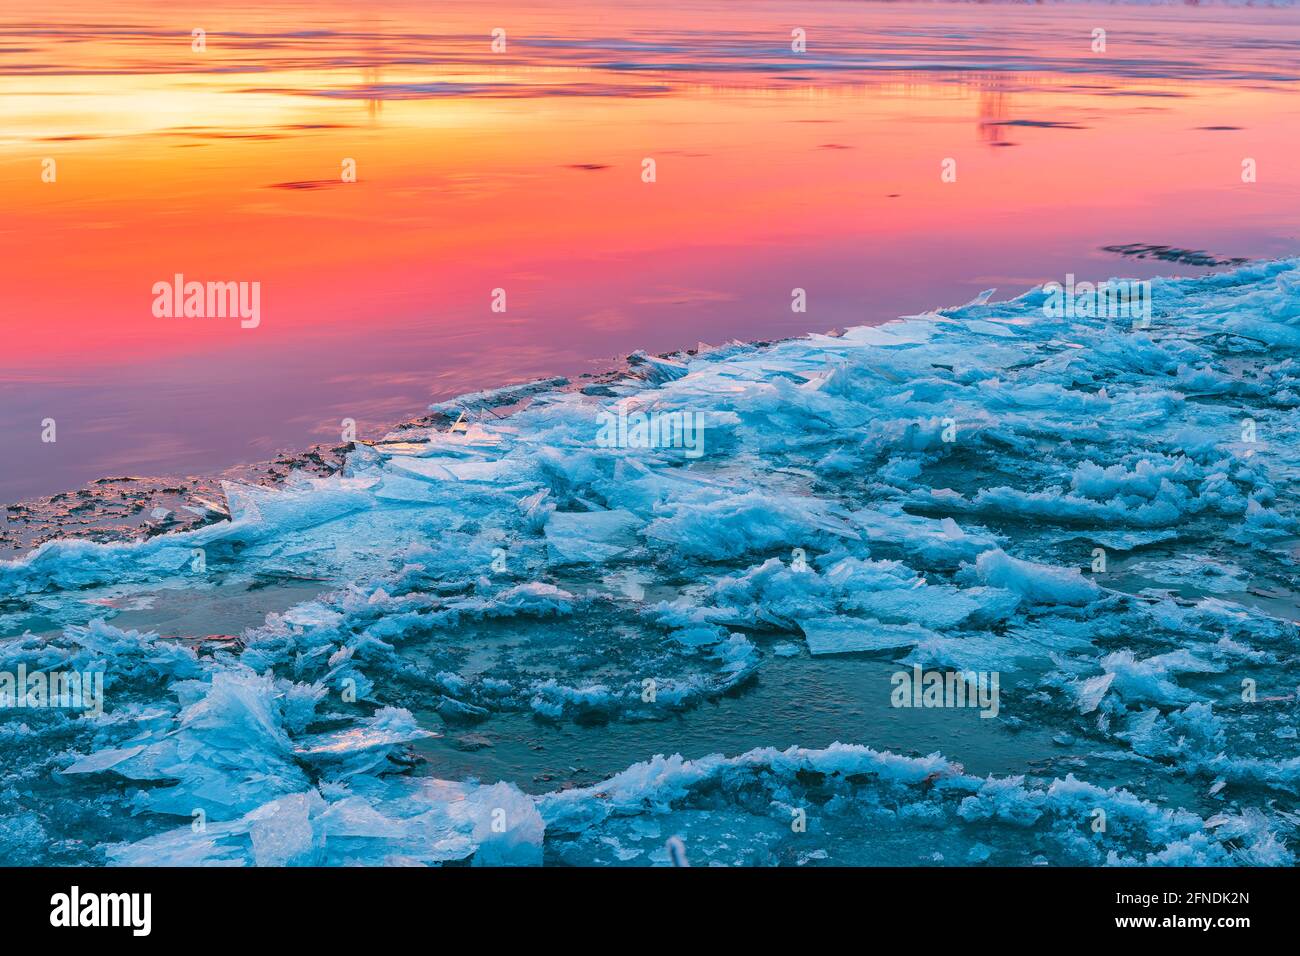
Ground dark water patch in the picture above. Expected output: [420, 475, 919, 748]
[982, 119, 1087, 130]
[1101, 243, 1251, 268]
[269, 179, 346, 190]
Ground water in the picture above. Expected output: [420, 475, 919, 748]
[3, 0, 1300, 503]
[4, 250, 1298, 865]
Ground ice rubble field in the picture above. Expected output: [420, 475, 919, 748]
[2, 260, 1300, 866]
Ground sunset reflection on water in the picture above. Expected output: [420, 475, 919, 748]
[2, 0, 1298, 499]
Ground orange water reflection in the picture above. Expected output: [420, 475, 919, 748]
[2, 0, 1298, 497]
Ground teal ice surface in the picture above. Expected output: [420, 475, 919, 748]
[1, 261, 1298, 865]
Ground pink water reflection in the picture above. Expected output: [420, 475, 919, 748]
[2, 0, 1298, 499]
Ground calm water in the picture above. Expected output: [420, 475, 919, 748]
[3, 0, 1299, 501]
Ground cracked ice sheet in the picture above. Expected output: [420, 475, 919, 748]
[535, 743, 1293, 866]
[2, 260, 1300, 864]
[800, 617, 940, 656]
[105, 742, 1289, 867]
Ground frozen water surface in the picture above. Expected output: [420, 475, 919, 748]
[1, 260, 1298, 865]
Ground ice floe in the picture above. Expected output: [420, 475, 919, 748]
[2, 259, 1299, 864]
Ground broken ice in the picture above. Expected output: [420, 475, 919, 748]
[2, 260, 1299, 865]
